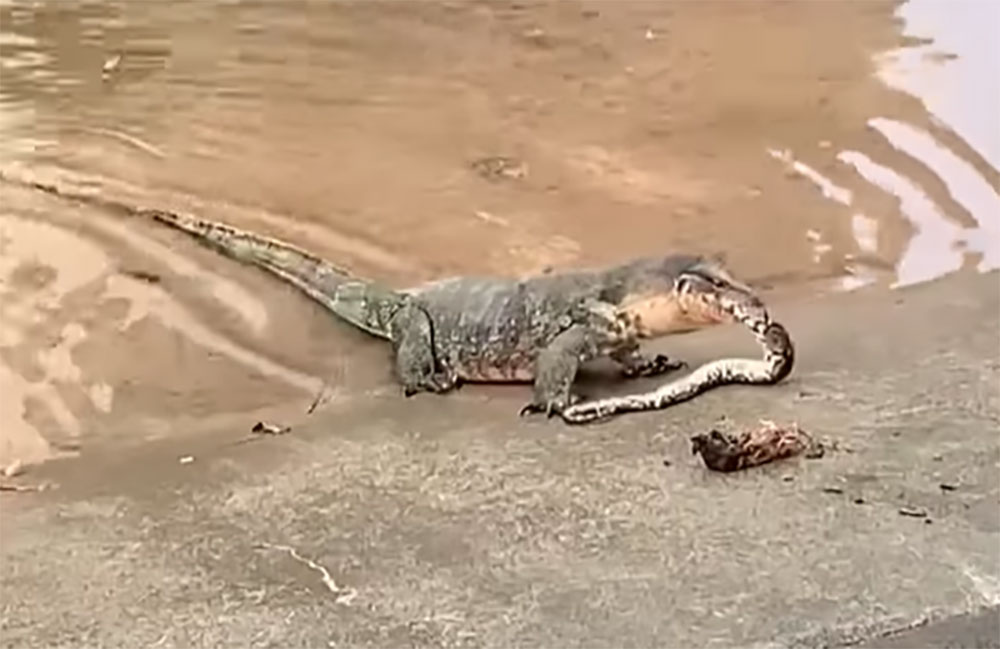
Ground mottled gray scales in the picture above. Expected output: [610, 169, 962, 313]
[0, 175, 793, 420]
[147, 205, 792, 416]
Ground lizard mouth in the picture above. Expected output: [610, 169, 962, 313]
[675, 266, 768, 331]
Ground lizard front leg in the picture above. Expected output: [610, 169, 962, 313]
[519, 325, 597, 417]
[389, 303, 458, 396]
[611, 346, 687, 379]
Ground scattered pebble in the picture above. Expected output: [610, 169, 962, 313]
[472, 210, 510, 227]
[251, 421, 291, 436]
[939, 483, 958, 492]
[3, 459, 24, 478]
[853, 497, 866, 505]
[782, 475, 795, 482]
[470, 156, 528, 181]
[102, 54, 122, 78]
[179, 455, 195, 464]
[898, 506, 928, 518]
[931, 454, 943, 462]
[644, 28, 656, 40]
[522, 27, 546, 42]
[661, 459, 672, 467]
[821, 486, 844, 495]
[804, 443, 826, 460]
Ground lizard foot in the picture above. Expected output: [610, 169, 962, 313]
[404, 372, 460, 397]
[621, 354, 687, 379]
[518, 394, 584, 418]
[429, 372, 461, 393]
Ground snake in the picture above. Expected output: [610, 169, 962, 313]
[560, 285, 795, 425]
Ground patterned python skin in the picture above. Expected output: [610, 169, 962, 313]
[560, 285, 794, 425]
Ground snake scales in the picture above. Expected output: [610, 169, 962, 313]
[560, 290, 795, 425]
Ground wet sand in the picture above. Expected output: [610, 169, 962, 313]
[0, 0, 998, 467]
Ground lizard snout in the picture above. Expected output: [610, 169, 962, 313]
[675, 268, 764, 326]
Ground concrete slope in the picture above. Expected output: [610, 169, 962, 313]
[1, 271, 998, 648]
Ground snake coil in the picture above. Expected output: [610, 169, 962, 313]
[560, 300, 794, 425]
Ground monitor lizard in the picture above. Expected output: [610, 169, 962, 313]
[2, 171, 792, 420]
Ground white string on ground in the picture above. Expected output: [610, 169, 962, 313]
[254, 542, 357, 604]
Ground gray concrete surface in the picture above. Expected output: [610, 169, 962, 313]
[855, 605, 999, 648]
[1, 270, 998, 648]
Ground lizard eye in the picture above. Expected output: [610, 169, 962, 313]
[678, 270, 721, 291]
[702, 273, 727, 288]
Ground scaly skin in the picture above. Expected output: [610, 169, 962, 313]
[150, 209, 762, 416]
[0, 171, 768, 417]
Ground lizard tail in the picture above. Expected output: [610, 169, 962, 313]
[0, 168, 398, 339]
[146, 208, 353, 278]
[147, 209, 397, 339]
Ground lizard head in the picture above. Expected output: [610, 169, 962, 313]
[614, 256, 766, 337]
[673, 258, 768, 330]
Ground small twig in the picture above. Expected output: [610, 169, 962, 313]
[121, 269, 161, 284]
[79, 126, 165, 158]
[3, 459, 24, 478]
[899, 506, 929, 518]
[231, 435, 265, 446]
[306, 383, 329, 414]
[253, 542, 356, 604]
[0, 483, 50, 493]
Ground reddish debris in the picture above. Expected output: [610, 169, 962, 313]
[691, 421, 823, 472]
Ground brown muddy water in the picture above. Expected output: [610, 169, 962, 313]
[0, 0, 997, 468]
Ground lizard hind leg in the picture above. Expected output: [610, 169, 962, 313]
[389, 303, 457, 396]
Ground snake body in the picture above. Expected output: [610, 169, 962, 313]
[560, 296, 794, 425]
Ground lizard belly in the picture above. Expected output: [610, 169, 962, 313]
[419, 277, 544, 384]
[451, 357, 536, 383]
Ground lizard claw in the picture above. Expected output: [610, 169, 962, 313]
[520, 394, 583, 418]
[519, 402, 544, 417]
[519, 401, 563, 418]
[429, 373, 459, 394]
[656, 355, 687, 373]
[622, 354, 687, 378]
